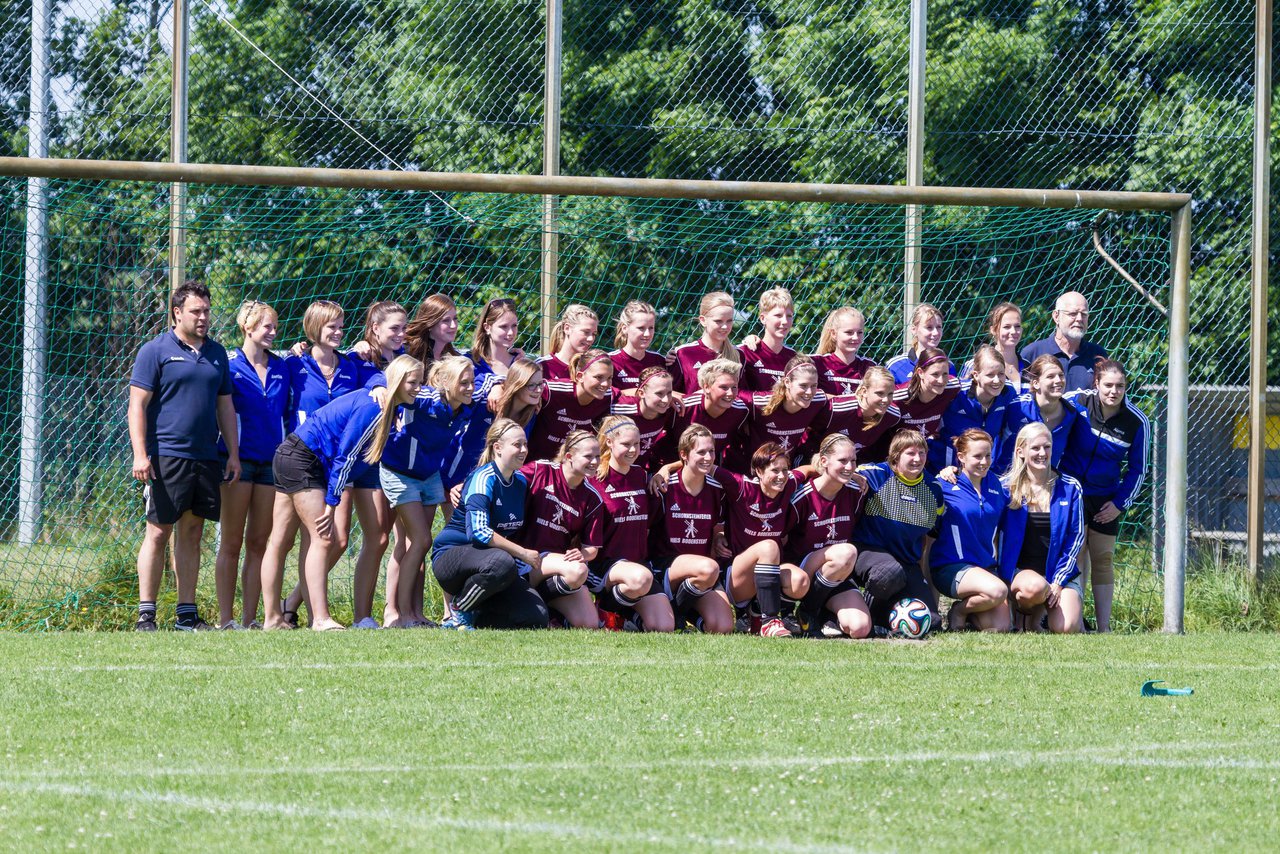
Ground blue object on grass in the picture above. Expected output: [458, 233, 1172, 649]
[1141, 680, 1194, 697]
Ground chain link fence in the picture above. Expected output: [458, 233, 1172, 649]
[0, 0, 1270, 626]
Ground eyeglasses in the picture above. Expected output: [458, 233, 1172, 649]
[1057, 308, 1089, 318]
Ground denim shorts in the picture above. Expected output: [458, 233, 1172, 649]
[379, 466, 445, 508]
[931, 562, 977, 598]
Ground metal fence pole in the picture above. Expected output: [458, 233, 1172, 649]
[1164, 202, 1192, 633]
[1248, 0, 1272, 581]
[903, 0, 927, 349]
[540, 0, 563, 354]
[169, 0, 189, 295]
[19, 0, 53, 546]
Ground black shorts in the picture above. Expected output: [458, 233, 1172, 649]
[1083, 493, 1124, 536]
[273, 435, 326, 495]
[145, 456, 222, 525]
[223, 456, 274, 487]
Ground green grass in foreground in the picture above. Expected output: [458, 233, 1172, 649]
[0, 632, 1277, 852]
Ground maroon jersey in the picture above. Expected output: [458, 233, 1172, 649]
[819, 397, 903, 456]
[528, 381, 613, 461]
[666, 340, 723, 394]
[717, 467, 800, 552]
[611, 394, 676, 472]
[589, 465, 651, 564]
[537, 353, 571, 382]
[785, 477, 868, 561]
[519, 460, 605, 554]
[669, 391, 750, 463]
[731, 391, 830, 469]
[609, 349, 666, 392]
[893, 376, 962, 439]
[737, 342, 797, 392]
[649, 471, 726, 559]
[812, 352, 878, 396]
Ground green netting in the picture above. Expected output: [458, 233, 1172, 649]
[0, 176, 1171, 629]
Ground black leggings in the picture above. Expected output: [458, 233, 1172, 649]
[432, 544, 549, 629]
[851, 546, 939, 626]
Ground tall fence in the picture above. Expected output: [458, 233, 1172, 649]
[0, 0, 1270, 623]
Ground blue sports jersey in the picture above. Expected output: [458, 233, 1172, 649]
[1060, 389, 1150, 510]
[293, 388, 386, 507]
[885, 349, 957, 385]
[934, 385, 1017, 474]
[381, 386, 472, 480]
[129, 330, 233, 461]
[219, 348, 288, 463]
[432, 462, 528, 561]
[286, 351, 362, 431]
[998, 473, 1086, 586]
[929, 471, 1007, 570]
[854, 463, 945, 567]
[998, 392, 1080, 472]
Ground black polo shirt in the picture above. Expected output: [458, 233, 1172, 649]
[129, 330, 233, 461]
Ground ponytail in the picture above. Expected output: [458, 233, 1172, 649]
[363, 354, 423, 464]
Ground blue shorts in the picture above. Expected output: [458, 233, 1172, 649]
[931, 562, 980, 598]
[379, 467, 445, 508]
[225, 456, 274, 487]
[353, 464, 382, 491]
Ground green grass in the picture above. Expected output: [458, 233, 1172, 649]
[0, 632, 1277, 851]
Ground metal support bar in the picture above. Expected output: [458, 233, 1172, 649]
[539, 0, 563, 354]
[19, 0, 52, 545]
[1163, 203, 1192, 634]
[1248, 0, 1272, 581]
[904, 0, 927, 349]
[0, 158, 1193, 212]
[169, 0, 189, 295]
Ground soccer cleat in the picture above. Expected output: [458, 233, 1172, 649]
[598, 608, 624, 631]
[779, 613, 802, 636]
[135, 616, 157, 632]
[351, 617, 381, 630]
[733, 613, 753, 634]
[759, 617, 792, 638]
[442, 611, 477, 631]
[175, 618, 216, 632]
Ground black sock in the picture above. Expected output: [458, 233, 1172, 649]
[138, 601, 157, 622]
[673, 579, 707, 615]
[537, 576, 577, 600]
[754, 564, 783, 620]
[800, 571, 840, 619]
[608, 586, 639, 610]
[175, 602, 198, 626]
[781, 595, 799, 616]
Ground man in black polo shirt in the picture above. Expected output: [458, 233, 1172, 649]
[129, 281, 241, 631]
[1020, 290, 1108, 391]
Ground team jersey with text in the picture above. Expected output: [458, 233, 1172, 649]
[668, 392, 750, 463]
[815, 397, 902, 457]
[649, 472, 726, 559]
[786, 476, 868, 559]
[518, 460, 605, 554]
[666, 340, 724, 394]
[717, 467, 801, 552]
[589, 465, 652, 564]
[737, 342, 797, 392]
[812, 353, 878, 396]
[527, 380, 613, 461]
[609, 349, 666, 392]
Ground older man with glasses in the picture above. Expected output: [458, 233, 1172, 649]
[1020, 291, 1109, 391]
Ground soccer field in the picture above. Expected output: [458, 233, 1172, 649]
[1, 632, 1276, 852]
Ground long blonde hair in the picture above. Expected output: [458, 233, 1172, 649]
[477, 418, 526, 468]
[967, 344, 1007, 396]
[816, 306, 865, 355]
[596, 415, 639, 478]
[548, 304, 598, 355]
[494, 357, 543, 426]
[614, 300, 656, 348]
[363, 354, 424, 463]
[855, 365, 896, 429]
[907, 302, 944, 349]
[698, 291, 739, 364]
[427, 355, 475, 409]
[762, 354, 818, 416]
[1006, 422, 1055, 510]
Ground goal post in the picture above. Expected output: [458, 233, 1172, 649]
[0, 156, 1190, 632]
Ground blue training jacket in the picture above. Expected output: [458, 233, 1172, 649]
[1059, 389, 1150, 511]
[381, 386, 473, 480]
[285, 351, 362, 431]
[998, 392, 1080, 473]
[933, 385, 1017, 474]
[440, 366, 503, 489]
[929, 470, 1008, 571]
[997, 473, 1086, 587]
[293, 388, 387, 507]
[220, 348, 289, 463]
[432, 462, 529, 561]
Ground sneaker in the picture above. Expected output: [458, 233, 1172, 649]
[175, 618, 216, 632]
[351, 617, 381, 630]
[442, 611, 477, 631]
[759, 617, 792, 638]
[135, 616, 157, 632]
[219, 620, 246, 631]
[780, 613, 802, 636]
[820, 620, 845, 639]
[733, 613, 753, 634]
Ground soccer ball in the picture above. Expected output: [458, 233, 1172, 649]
[887, 598, 932, 639]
